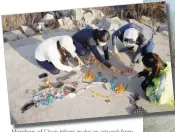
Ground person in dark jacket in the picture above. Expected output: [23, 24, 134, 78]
[72, 28, 118, 72]
[112, 22, 154, 72]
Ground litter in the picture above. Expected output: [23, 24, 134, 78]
[66, 93, 76, 98]
[21, 101, 35, 113]
[115, 84, 125, 94]
[98, 72, 103, 77]
[89, 89, 110, 100]
[102, 78, 108, 83]
[131, 107, 147, 114]
[105, 99, 111, 105]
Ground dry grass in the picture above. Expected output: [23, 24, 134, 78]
[2, 13, 42, 32]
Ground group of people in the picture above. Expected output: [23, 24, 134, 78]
[35, 22, 174, 106]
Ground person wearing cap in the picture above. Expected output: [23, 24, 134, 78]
[35, 35, 84, 75]
[72, 28, 118, 72]
[112, 22, 154, 71]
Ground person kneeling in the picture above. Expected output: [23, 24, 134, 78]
[35, 35, 84, 75]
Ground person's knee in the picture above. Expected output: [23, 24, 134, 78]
[78, 50, 90, 56]
[50, 69, 60, 75]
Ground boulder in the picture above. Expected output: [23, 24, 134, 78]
[90, 9, 104, 24]
[82, 12, 95, 24]
[97, 17, 111, 30]
[63, 17, 74, 26]
[160, 31, 169, 37]
[75, 20, 86, 28]
[20, 26, 36, 36]
[42, 13, 56, 29]
[86, 24, 99, 29]
[157, 25, 168, 32]
[70, 9, 84, 21]
[59, 10, 71, 17]
[57, 18, 64, 27]
[3, 30, 26, 42]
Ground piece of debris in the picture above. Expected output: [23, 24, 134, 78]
[115, 84, 125, 94]
[105, 99, 111, 105]
[21, 101, 35, 113]
[131, 107, 147, 114]
[102, 78, 108, 83]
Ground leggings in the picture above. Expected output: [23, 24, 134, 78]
[73, 40, 90, 56]
[36, 59, 60, 75]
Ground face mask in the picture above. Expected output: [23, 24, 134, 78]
[97, 39, 107, 46]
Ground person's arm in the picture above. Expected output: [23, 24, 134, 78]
[103, 45, 109, 60]
[87, 38, 111, 68]
[146, 74, 166, 105]
[48, 48, 74, 72]
[132, 46, 143, 63]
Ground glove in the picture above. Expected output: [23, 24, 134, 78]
[129, 63, 135, 73]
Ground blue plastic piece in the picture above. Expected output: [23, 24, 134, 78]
[98, 72, 102, 77]
[93, 76, 99, 82]
[110, 80, 116, 91]
[41, 100, 49, 105]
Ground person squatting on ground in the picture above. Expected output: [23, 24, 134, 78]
[72, 28, 118, 72]
[35, 35, 84, 75]
[136, 53, 174, 105]
[112, 22, 154, 72]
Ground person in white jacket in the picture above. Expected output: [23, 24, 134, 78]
[35, 35, 84, 75]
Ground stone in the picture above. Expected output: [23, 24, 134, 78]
[157, 25, 168, 32]
[86, 24, 99, 29]
[59, 10, 71, 17]
[70, 9, 84, 21]
[57, 18, 64, 27]
[20, 26, 36, 36]
[3, 30, 26, 42]
[97, 17, 111, 30]
[63, 17, 74, 26]
[90, 9, 104, 24]
[82, 12, 94, 24]
[42, 13, 56, 29]
[43, 13, 55, 20]
[160, 31, 169, 37]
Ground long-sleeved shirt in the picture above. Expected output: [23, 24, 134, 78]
[72, 29, 111, 68]
[35, 35, 77, 72]
[112, 23, 154, 63]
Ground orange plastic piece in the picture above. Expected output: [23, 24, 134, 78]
[84, 72, 95, 82]
[115, 84, 125, 94]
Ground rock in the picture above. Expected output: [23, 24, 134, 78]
[110, 17, 128, 27]
[42, 13, 56, 29]
[63, 17, 74, 26]
[90, 9, 104, 24]
[57, 18, 64, 27]
[75, 20, 86, 30]
[109, 23, 120, 31]
[86, 24, 99, 29]
[139, 16, 152, 25]
[157, 25, 168, 32]
[97, 17, 111, 30]
[160, 31, 169, 37]
[54, 11, 61, 19]
[59, 10, 71, 17]
[3, 30, 26, 42]
[70, 9, 84, 21]
[43, 13, 54, 20]
[20, 26, 36, 36]
[82, 12, 94, 24]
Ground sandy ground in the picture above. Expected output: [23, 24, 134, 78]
[3, 29, 175, 125]
[143, 114, 175, 132]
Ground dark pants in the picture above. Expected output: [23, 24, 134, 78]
[142, 39, 154, 55]
[73, 40, 90, 56]
[36, 59, 60, 75]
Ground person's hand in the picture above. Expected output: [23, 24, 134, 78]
[72, 66, 81, 72]
[129, 63, 135, 73]
[110, 66, 118, 73]
[77, 58, 84, 66]
[112, 47, 118, 55]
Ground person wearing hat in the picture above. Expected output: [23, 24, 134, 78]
[112, 22, 154, 71]
[35, 35, 84, 75]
